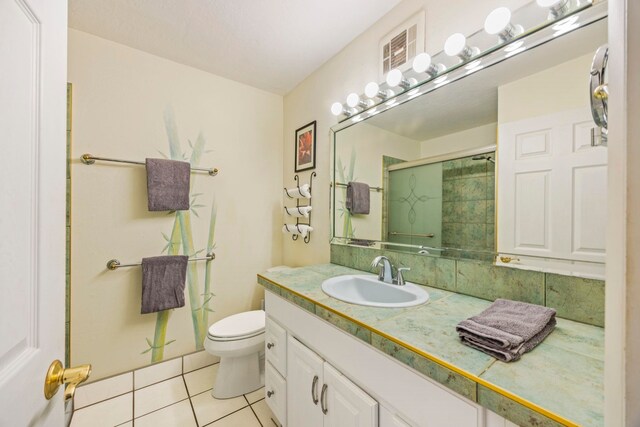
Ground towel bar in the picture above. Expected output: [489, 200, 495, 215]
[390, 231, 435, 238]
[107, 252, 215, 271]
[81, 153, 219, 176]
[334, 182, 383, 192]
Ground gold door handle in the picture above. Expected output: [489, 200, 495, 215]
[44, 360, 91, 401]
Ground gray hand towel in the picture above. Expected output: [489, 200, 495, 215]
[145, 158, 191, 211]
[456, 299, 556, 362]
[141, 255, 188, 314]
[346, 181, 370, 215]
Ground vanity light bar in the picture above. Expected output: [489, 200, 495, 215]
[329, 0, 594, 122]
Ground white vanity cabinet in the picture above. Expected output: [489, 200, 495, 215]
[264, 290, 517, 427]
[288, 336, 378, 427]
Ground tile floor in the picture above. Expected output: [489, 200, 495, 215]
[71, 355, 278, 427]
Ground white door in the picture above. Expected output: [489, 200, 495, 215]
[497, 107, 607, 276]
[0, 0, 68, 426]
[287, 336, 324, 427]
[323, 363, 378, 427]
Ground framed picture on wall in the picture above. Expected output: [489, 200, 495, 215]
[295, 120, 316, 172]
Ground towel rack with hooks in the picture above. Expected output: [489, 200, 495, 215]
[106, 252, 215, 271]
[81, 153, 219, 176]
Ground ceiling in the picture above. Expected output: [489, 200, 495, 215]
[68, 0, 402, 95]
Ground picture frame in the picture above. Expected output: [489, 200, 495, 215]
[295, 120, 316, 172]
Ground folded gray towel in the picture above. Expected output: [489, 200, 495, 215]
[145, 158, 191, 211]
[141, 255, 188, 314]
[456, 299, 556, 362]
[346, 181, 370, 215]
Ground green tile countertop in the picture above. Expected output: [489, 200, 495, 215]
[258, 264, 603, 427]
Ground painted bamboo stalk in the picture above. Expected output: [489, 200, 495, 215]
[149, 218, 182, 362]
[202, 198, 217, 328]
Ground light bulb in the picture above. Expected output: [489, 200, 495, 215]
[364, 82, 380, 98]
[485, 7, 511, 34]
[444, 33, 479, 61]
[484, 7, 523, 42]
[346, 93, 360, 108]
[444, 33, 466, 56]
[412, 53, 445, 78]
[386, 69, 403, 87]
[364, 81, 392, 100]
[386, 69, 415, 90]
[537, 0, 570, 19]
[412, 53, 432, 73]
[331, 102, 344, 116]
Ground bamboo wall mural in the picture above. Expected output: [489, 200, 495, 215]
[144, 108, 217, 362]
[336, 148, 357, 239]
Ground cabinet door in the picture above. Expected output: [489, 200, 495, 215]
[265, 362, 287, 426]
[287, 336, 324, 427]
[266, 316, 288, 376]
[323, 363, 378, 427]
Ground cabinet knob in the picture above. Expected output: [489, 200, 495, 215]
[267, 342, 274, 349]
[267, 390, 275, 398]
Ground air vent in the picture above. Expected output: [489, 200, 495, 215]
[379, 10, 426, 78]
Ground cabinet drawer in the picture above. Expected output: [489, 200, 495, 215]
[265, 361, 287, 426]
[266, 316, 287, 376]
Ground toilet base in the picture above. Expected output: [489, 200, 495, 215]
[212, 352, 265, 399]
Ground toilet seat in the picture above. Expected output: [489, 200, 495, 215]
[207, 310, 265, 341]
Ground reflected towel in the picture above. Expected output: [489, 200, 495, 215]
[141, 255, 188, 314]
[145, 158, 191, 211]
[284, 184, 311, 199]
[456, 299, 556, 362]
[285, 206, 313, 218]
[346, 182, 370, 215]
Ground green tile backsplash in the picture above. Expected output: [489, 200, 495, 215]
[330, 243, 604, 327]
[442, 154, 495, 255]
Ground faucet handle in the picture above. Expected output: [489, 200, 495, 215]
[395, 267, 410, 286]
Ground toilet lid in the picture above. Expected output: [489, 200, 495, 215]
[207, 310, 265, 339]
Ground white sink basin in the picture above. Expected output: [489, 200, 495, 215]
[321, 274, 429, 308]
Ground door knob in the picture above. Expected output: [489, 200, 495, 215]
[44, 360, 92, 401]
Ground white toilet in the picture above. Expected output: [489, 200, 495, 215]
[204, 309, 266, 399]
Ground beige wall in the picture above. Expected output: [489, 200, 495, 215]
[420, 123, 497, 158]
[69, 29, 283, 380]
[498, 53, 593, 123]
[282, 0, 530, 267]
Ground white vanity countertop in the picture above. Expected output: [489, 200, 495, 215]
[258, 263, 603, 427]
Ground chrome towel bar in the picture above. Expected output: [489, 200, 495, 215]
[390, 231, 435, 238]
[107, 252, 215, 271]
[334, 182, 383, 192]
[81, 153, 219, 176]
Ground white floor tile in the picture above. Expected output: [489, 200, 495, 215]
[252, 399, 280, 427]
[183, 350, 219, 373]
[190, 390, 247, 426]
[135, 400, 197, 427]
[184, 363, 218, 396]
[244, 387, 264, 404]
[209, 407, 261, 427]
[70, 393, 132, 427]
[135, 358, 182, 389]
[74, 372, 132, 409]
[115, 423, 132, 427]
[134, 376, 188, 417]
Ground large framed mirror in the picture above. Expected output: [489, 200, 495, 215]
[331, 3, 607, 278]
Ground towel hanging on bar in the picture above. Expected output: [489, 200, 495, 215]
[285, 206, 313, 218]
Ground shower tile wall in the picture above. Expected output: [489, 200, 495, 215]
[441, 154, 495, 257]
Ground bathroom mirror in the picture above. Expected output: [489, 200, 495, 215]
[331, 11, 607, 277]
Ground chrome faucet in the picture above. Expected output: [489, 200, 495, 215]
[370, 256, 411, 286]
[371, 256, 393, 283]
